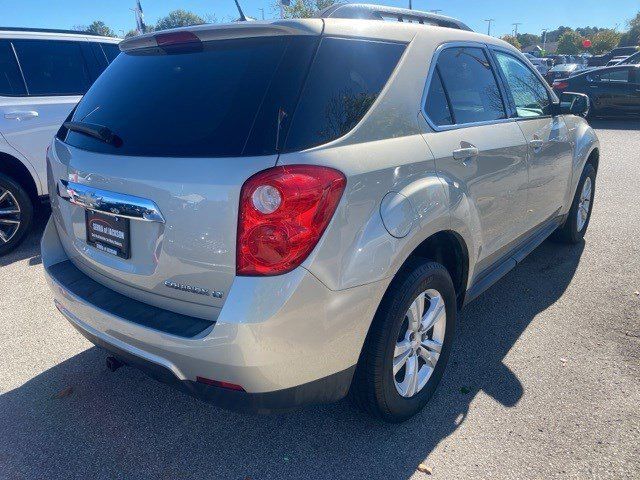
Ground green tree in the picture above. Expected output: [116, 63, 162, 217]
[155, 9, 205, 30]
[516, 33, 540, 49]
[590, 29, 622, 54]
[276, 0, 334, 19]
[618, 12, 640, 47]
[74, 20, 115, 37]
[500, 34, 521, 50]
[124, 29, 139, 39]
[557, 31, 585, 54]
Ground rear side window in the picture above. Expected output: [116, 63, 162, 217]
[588, 69, 630, 83]
[494, 51, 551, 117]
[283, 37, 405, 152]
[100, 43, 120, 63]
[0, 40, 26, 96]
[12, 40, 92, 95]
[430, 47, 506, 125]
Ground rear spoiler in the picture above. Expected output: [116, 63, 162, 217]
[119, 20, 322, 52]
[317, 3, 472, 31]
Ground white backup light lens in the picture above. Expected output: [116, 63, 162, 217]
[251, 185, 282, 214]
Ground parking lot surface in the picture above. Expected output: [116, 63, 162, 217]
[1, 121, 639, 480]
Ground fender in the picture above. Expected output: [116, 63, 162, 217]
[562, 116, 599, 214]
[0, 134, 44, 196]
[282, 135, 453, 291]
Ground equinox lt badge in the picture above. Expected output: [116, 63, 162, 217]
[164, 281, 224, 298]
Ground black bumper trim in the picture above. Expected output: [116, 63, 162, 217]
[70, 321, 356, 414]
[48, 260, 214, 338]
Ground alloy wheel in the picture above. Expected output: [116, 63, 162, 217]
[393, 289, 446, 398]
[577, 177, 592, 232]
[0, 188, 21, 245]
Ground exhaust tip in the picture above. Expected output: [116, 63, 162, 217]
[106, 356, 125, 372]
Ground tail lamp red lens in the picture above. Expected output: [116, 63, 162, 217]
[237, 165, 346, 276]
[553, 81, 569, 90]
[196, 376, 245, 391]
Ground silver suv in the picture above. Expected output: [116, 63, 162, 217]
[42, 6, 599, 422]
[0, 28, 119, 254]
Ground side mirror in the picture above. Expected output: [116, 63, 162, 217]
[557, 92, 590, 117]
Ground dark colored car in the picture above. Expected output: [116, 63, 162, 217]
[552, 65, 640, 117]
[619, 51, 640, 66]
[588, 47, 638, 67]
[545, 63, 586, 85]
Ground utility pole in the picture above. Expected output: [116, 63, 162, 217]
[259, 8, 265, 20]
[541, 28, 548, 53]
[512, 22, 522, 36]
[409, 0, 412, 10]
[484, 18, 495, 36]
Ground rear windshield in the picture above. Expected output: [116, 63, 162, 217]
[61, 35, 405, 157]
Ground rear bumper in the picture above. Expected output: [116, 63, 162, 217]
[42, 217, 386, 412]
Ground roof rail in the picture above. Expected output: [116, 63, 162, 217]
[317, 3, 472, 31]
[0, 26, 107, 37]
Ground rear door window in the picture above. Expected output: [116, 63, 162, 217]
[589, 68, 630, 83]
[0, 40, 27, 96]
[424, 69, 453, 126]
[12, 40, 92, 95]
[432, 46, 506, 125]
[283, 37, 405, 152]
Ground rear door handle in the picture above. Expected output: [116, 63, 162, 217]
[452, 146, 479, 160]
[529, 139, 544, 149]
[4, 110, 39, 121]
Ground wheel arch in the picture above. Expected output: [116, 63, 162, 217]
[0, 151, 40, 203]
[399, 229, 470, 308]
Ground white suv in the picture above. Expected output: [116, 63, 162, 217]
[0, 28, 119, 254]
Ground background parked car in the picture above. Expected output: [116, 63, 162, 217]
[545, 63, 586, 84]
[0, 28, 119, 254]
[552, 65, 640, 117]
[618, 51, 640, 65]
[588, 46, 639, 67]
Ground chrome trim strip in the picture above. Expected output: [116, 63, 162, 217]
[59, 180, 165, 223]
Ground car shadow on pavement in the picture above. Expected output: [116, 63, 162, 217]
[0, 239, 584, 480]
[588, 118, 640, 130]
[0, 205, 49, 268]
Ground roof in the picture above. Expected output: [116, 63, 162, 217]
[0, 26, 120, 43]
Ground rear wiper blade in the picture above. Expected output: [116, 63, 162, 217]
[63, 121, 121, 146]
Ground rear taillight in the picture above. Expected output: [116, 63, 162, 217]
[553, 80, 569, 90]
[237, 165, 346, 276]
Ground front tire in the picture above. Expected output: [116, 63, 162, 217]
[553, 163, 596, 244]
[0, 173, 33, 256]
[348, 259, 457, 423]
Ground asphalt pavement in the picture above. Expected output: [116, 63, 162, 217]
[1, 120, 639, 480]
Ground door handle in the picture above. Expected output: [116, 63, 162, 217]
[4, 110, 39, 121]
[529, 139, 544, 149]
[452, 146, 479, 160]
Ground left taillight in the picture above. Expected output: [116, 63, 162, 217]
[237, 165, 346, 276]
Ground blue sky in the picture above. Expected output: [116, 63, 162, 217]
[2, 0, 638, 37]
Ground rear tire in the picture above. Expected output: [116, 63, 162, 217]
[0, 173, 33, 256]
[348, 259, 457, 423]
[552, 163, 596, 244]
